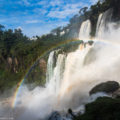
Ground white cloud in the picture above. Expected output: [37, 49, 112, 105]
[90, 0, 98, 4]
[37, 1, 47, 6]
[23, 20, 69, 37]
[33, 8, 48, 15]
[26, 20, 39, 24]
[17, 26, 23, 30]
[22, 0, 31, 6]
[48, 9, 78, 19]
[47, 2, 88, 19]
[17, 0, 31, 6]
[49, 0, 63, 6]
[4, 0, 93, 37]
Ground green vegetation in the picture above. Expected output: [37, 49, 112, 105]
[0, 25, 79, 92]
[0, 0, 120, 92]
[74, 97, 120, 120]
[25, 40, 86, 89]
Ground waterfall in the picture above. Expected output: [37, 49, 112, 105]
[59, 45, 92, 96]
[53, 54, 66, 93]
[14, 39, 120, 120]
[79, 20, 91, 40]
[96, 13, 103, 38]
[12, 8, 120, 120]
[96, 9, 113, 40]
[46, 51, 55, 83]
[47, 53, 66, 93]
[46, 45, 92, 98]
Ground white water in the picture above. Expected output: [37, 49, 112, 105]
[96, 13, 103, 38]
[79, 20, 91, 40]
[14, 38, 120, 120]
[46, 51, 55, 83]
[96, 9, 113, 40]
[60, 31, 65, 36]
[1, 10, 120, 120]
[47, 54, 66, 94]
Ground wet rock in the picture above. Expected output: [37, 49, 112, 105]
[48, 111, 63, 120]
[89, 81, 120, 95]
[68, 108, 76, 119]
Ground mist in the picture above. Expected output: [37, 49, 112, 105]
[0, 10, 120, 120]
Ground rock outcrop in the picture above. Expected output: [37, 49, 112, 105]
[89, 81, 120, 95]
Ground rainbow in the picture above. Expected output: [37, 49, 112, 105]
[12, 78, 25, 108]
[11, 52, 47, 108]
[12, 57, 40, 108]
[11, 58, 42, 108]
[11, 42, 75, 108]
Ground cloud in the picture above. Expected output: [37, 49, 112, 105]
[33, 8, 48, 15]
[49, 0, 64, 6]
[90, 0, 98, 4]
[17, 26, 23, 30]
[22, 0, 31, 6]
[47, 2, 88, 19]
[0, 0, 92, 37]
[19, 0, 31, 6]
[37, 1, 47, 6]
[23, 20, 69, 37]
[26, 20, 39, 24]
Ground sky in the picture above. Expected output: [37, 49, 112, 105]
[0, 0, 98, 37]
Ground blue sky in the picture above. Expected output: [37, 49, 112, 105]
[0, 0, 98, 37]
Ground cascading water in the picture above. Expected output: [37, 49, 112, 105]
[46, 51, 55, 83]
[58, 44, 93, 108]
[79, 20, 91, 40]
[8, 9, 120, 120]
[96, 9, 113, 40]
[96, 13, 103, 38]
[47, 53, 66, 94]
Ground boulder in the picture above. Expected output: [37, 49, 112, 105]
[89, 81, 120, 95]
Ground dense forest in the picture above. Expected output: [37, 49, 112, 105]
[0, 0, 120, 92]
[0, 26, 76, 92]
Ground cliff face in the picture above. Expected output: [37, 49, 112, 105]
[0, 57, 20, 92]
[39, 59, 47, 73]
[25, 58, 47, 88]
[7, 57, 19, 73]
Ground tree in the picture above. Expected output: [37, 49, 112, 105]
[79, 7, 88, 15]
[0, 24, 5, 31]
[51, 27, 62, 36]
